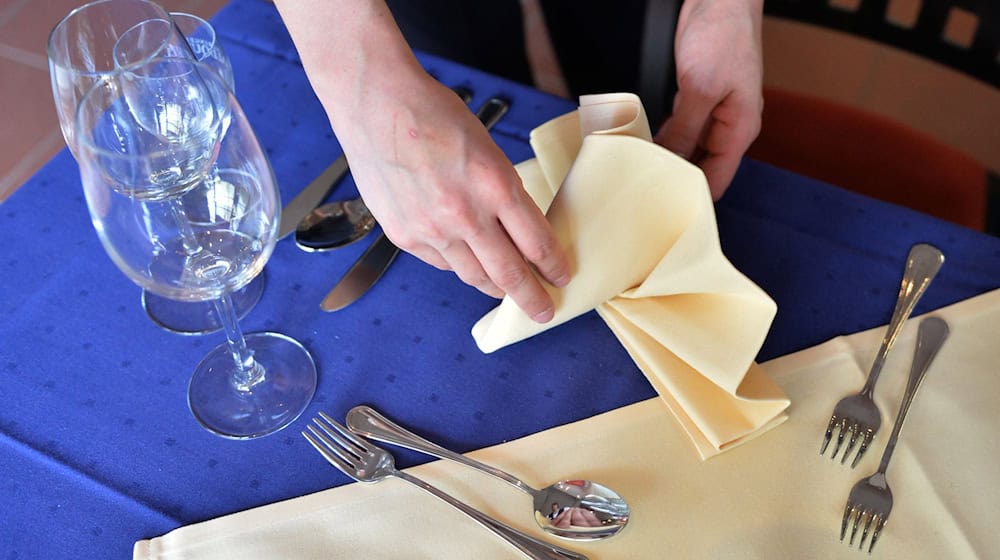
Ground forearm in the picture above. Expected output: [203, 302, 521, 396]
[272, 0, 428, 134]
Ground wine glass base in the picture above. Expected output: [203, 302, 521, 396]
[188, 332, 317, 439]
[142, 272, 266, 335]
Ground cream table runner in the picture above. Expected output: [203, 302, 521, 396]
[135, 288, 1000, 559]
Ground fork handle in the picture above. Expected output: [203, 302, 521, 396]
[348, 405, 534, 494]
[876, 316, 949, 473]
[861, 244, 944, 396]
[393, 470, 588, 560]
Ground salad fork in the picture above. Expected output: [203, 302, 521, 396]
[820, 243, 944, 466]
[841, 316, 949, 553]
[303, 412, 588, 560]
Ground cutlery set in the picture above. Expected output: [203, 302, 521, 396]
[279, 85, 506, 312]
[303, 407, 628, 560]
[820, 244, 949, 553]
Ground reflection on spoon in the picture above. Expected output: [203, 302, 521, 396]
[346, 405, 630, 540]
[294, 197, 375, 251]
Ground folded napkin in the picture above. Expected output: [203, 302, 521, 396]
[135, 289, 1000, 559]
[473, 93, 788, 458]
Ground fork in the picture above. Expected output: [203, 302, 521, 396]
[841, 316, 948, 553]
[820, 243, 944, 466]
[303, 412, 588, 560]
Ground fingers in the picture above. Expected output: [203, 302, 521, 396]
[390, 198, 568, 323]
[654, 86, 715, 160]
[467, 221, 559, 323]
[654, 87, 762, 199]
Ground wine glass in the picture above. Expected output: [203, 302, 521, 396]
[74, 57, 317, 439]
[170, 12, 234, 91]
[47, 0, 260, 335]
[113, 11, 235, 92]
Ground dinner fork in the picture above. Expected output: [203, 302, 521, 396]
[820, 243, 944, 467]
[841, 316, 948, 553]
[303, 412, 588, 560]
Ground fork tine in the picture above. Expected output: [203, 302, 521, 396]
[302, 429, 357, 475]
[840, 503, 855, 541]
[858, 511, 876, 551]
[849, 508, 868, 545]
[851, 430, 875, 468]
[831, 420, 852, 460]
[821, 415, 839, 454]
[868, 515, 887, 553]
[318, 411, 371, 452]
[840, 425, 864, 465]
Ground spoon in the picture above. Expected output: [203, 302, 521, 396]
[294, 85, 477, 252]
[346, 405, 630, 540]
[294, 196, 376, 251]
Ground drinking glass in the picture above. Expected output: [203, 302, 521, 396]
[113, 11, 235, 92]
[47, 0, 260, 335]
[74, 57, 317, 438]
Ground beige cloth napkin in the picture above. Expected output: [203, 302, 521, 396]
[135, 288, 1000, 559]
[473, 93, 788, 458]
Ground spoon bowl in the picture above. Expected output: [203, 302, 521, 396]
[346, 405, 630, 540]
[295, 197, 375, 251]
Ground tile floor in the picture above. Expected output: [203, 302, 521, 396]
[0, 0, 228, 201]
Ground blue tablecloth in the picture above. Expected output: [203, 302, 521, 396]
[2, 1, 999, 558]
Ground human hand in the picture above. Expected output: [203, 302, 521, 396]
[335, 74, 570, 322]
[653, 0, 764, 199]
[551, 506, 604, 528]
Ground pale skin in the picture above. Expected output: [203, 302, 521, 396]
[274, 0, 763, 321]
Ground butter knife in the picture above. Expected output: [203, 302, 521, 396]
[320, 96, 510, 312]
[278, 154, 350, 239]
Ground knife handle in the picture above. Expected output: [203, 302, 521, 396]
[476, 97, 510, 129]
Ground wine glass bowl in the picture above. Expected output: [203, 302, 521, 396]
[47, 0, 186, 155]
[74, 56, 316, 439]
[49, 0, 255, 335]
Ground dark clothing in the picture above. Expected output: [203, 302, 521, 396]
[384, 1, 678, 123]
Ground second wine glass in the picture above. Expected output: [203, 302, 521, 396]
[74, 56, 317, 439]
[47, 0, 258, 336]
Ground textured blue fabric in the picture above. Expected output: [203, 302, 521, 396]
[2, 1, 999, 558]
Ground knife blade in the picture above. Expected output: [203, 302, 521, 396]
[320, 232, 399, 311]
[278, 154, 350, 239]
[319, 96, 510, 312]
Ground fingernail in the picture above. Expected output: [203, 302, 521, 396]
[551, 273, 570, 288]
[531, 307, 554, 323]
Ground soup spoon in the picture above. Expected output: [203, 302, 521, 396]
[346, 405, 630, 540]
[294, 196, 375, 251]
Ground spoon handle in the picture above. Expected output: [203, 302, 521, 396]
[347, 405, 536, 495]
[876, 316, 949, 474]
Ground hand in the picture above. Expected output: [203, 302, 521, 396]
[274, 0, 570, 323]
[654, 0, 764, 199]
[336, 73, 571, 323]
[551, 506, 604, 528]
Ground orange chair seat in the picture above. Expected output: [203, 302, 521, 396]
[747, 87, 987, 231]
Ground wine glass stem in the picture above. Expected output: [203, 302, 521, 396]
[212, 293, 265, 391]
[169, 199, 205, 255]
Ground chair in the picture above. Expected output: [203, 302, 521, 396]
[748, 0, 1000, 233]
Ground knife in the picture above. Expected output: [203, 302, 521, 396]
[320, 96, 510, 312]
[278, 154, 350, 239]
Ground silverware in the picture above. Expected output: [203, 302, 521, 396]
[347, 405, 629, 540]
[277, 154, 350, 239]
[303, 412, 588, 560]
[841, 316, 949, 553]
[821, 243, 944, 466]
[317, 96, 510, 312]
[320, 232, 399, 312]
